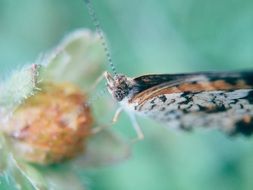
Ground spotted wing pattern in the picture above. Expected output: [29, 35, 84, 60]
[129, 71, 253, 136]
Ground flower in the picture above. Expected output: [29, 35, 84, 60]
[0, 29, 130, 190]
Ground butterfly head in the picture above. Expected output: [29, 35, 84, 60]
[104, 72, 133, 102]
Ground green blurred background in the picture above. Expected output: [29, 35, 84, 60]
[1, 0, 253, 190]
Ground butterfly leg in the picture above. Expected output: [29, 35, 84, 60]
[112, 107, 123, 124]
[91, 107, 123, 135]
[129, 113, 144, 143]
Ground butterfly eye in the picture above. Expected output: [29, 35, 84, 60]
[113, 86, 129, 101]
[115, 88, 124, 100]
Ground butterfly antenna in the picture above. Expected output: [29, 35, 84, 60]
[84, 0, 117, 76]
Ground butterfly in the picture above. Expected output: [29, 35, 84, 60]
[84, 0, 253, 139]
[104, 71, 253, 138]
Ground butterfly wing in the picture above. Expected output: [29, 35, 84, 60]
[129, 71, 253, 136]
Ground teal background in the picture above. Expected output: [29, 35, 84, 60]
[1, 0, 253, 190]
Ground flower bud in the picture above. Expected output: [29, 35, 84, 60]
[4, 82, 93, 165]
